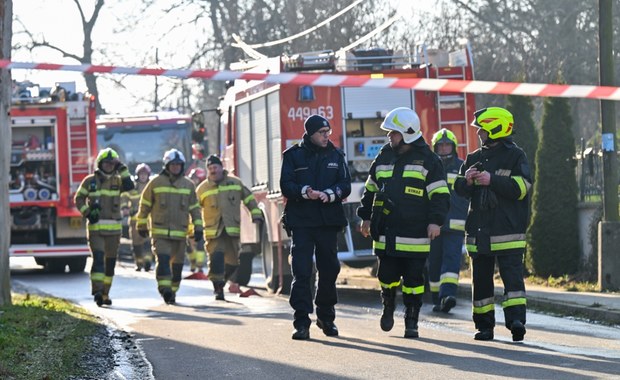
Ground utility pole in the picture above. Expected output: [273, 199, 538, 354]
[0, 0, 13, 305]
[154, 48, 159, 111]
[598, 0, 620, 291]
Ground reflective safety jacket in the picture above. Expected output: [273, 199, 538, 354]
[357, 138, 450, 257]
[195, 171, 263, 239]
[453, 139, 532, 255]
[441, 155, 468, 233]
[121, 180, 148, 222]
[75, 169, 135, 235]
[136, 172, 202, 240]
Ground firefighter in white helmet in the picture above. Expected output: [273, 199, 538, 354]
[428, 129, 468, 313]
[121, 163, 153, 271]
[136, 149, 203, 304]
[75, 148, 134, 306]
[454, 107, 532, 342]
[357, 107, 450, 338]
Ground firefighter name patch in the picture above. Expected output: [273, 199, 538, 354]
[404, 186, 423, 197]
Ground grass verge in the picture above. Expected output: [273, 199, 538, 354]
[0, 292, 104, 380]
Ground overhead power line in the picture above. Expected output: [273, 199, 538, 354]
[231, 0, 365, 49]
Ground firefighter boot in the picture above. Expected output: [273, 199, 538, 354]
[94, 292, 104, 307]
[380, 288, 397, 332]
[162, 288, 175, 304]
[510, 320, 526, 342]
[213, 281, 225, 301]
[474, 329, 494, 341]
[404, 305, 420, 338]
[133, 244, 144, 271]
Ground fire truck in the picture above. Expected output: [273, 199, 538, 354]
[211, 45, 478, 293]
[95, 112, 193, 176]
[9, 81, 97, 273]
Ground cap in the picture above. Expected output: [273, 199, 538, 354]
[304, 114, 330, 136]
[206, 154, 223, 167]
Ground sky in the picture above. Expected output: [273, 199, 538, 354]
[11, 0, 427, 115]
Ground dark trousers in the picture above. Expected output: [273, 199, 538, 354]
[289, 226, 341, 329]
[378, 255, 426, 307]
[428, 231, 464, 304]
[471, 251, 526, 330]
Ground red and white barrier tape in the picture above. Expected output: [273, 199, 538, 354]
[2, 59, 620, 101]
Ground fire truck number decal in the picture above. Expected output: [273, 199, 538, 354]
[287, 106, 334, 121]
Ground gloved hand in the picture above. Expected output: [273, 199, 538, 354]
[194, 228, 203, 243]
[116, 162, 128, 174]
[138, 229, 149, 238]
[87, 207, 100, 224]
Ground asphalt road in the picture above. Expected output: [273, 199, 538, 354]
[9, 257, 620, 379]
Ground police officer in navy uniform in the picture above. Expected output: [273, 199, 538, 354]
[280, 114, 351, 340]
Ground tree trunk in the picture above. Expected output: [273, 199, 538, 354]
[0, 0, 13, 306]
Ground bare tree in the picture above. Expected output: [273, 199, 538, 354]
[15, 0, 105, 114]
[0, 0, 13, 306]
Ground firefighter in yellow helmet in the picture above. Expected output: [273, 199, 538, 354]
[75, 148, 134, 306]
[454, 107, 532, 342]
[358, 107, 450, 338]
[121, 163, 153, 271]
[196, 155, 264, 301]
[136, 149, 203, 304]
[428, 128, 469, 313]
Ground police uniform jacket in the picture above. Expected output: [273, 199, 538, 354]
[136, 171, 202, 240]
[280, 135, 351, 228]
[357, 138, 450, 257]
[442, 155, 468, 234]
[195, 170, 263, 239]
[453, 138, 532, 255]
[75, 169, 134, 235]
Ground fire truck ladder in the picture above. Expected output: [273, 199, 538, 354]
[67, 113, 92, 194]
[436, 67, 470, 154]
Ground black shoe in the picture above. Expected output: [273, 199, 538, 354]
[440, 296, 456, 313]
[292, 327, 310, 340]
[432, 304, 442, 312]
[163, 289, 175, 304]
[474, 329, 494, 341]
[102, 295, 112, 306]
[94, 292, 104, 307]
[316, 319, 339, 337]
[215, 289, 225, 301]
[510, 321, 526, 342]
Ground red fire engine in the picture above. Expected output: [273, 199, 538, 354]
[9, 81, 98, 272]
[212, 45, 477, 293]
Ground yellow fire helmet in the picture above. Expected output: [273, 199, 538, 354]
[471, 107, 514, 139]
[431, 128, 458, 150]
[96, 148, 120, 166]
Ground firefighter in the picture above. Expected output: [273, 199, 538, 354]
[136, 149, 203, 305]
[75, 148, 134, 306]
[454, 107, 532, 342]
[195, 155, 264, 300]
[280, 114, 351, 340]
[121, 163, 153, 272]
[358, 107, 450, 338]
[428, 128, 469, 313]
[186, 167, 207, 274]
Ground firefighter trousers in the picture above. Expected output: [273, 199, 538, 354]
[289, 226, 341, 329]
[205, 231, 240, 282]
[428, 231, 464, 305]
[471, 251, 527, 331]
[88, 232, 120, 297]
[152, 238, 186, 295]
[377, 255, 426, 307]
